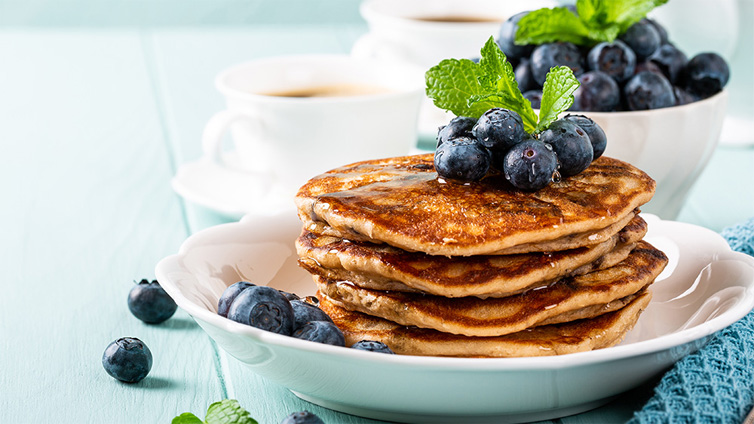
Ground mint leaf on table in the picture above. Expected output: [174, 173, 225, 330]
[172, 399, 258, 424]
[536, 66, 580, 133]
[205, 400, 257, 424]
[516, 0, 668, 45]
[172, 413, 205, 424]
[426, 37, 537, 132]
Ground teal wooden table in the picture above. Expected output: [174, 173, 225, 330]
[2, 5, 753, 423]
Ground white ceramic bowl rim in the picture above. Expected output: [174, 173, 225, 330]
[572, 89, 728, 118]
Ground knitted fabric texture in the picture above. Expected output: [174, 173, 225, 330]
[629, 217, 754, 424]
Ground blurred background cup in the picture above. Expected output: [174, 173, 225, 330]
[353, 0, 557, 142]
[202, 54, 425, 198]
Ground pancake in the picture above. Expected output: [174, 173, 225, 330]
[298, 215, 647, 298]
[316, 241, 667, 337]
[319, 289, 652, 357]
[295, 154, 655, 256]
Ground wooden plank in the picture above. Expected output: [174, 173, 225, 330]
[0, 29, 224, 423]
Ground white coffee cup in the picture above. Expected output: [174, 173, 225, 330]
[202, 54, 425, 199]
[357, 0, 558, 69]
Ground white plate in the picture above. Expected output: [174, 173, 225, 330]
[156, 212, 754, 424]
[171, 152, 293, 219]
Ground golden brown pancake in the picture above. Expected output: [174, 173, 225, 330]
[316, 241, 667, 337]
[319, 289, 652, 357]
[298, 215, 647, 298]
[295, 154, 655, 256]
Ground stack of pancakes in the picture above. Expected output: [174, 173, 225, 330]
[294, 153, 668, 357]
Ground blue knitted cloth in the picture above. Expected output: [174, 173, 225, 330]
[628, 218, 754, 424]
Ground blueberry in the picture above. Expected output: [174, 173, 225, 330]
[644, 18, 669, 45]
[634, 60, 664, 76]
[673, 86, 697, 106]
[587, 40, 636, 82]
[280, 411, 325, 424]
[503, 139, 558, 191]
[573, 70, 620, 112]
[648, 44, 688, 84]
[434, 136, 491, 182]
[680, 52, 730, 99]
[292, 321, 345, 346]
[472, 108, 526, 152]
[217, 281, 255, 318]
[563, 114, 607, 160]
[227, 285, 295, 335]
[102, 337, 152, 383]
[436, 116, 475, 147]
[539, 119, 593, 177]
[278, 290, 301, 302]
[291, 299, 332, 331]
[127, 279, 177, 324]
[619, 20, 661, 60]
[515, 58, 536, 92]
[624, 71, 676, 110]
[523, 90, 543, 109]
[351, 340, 395, 354]
[530, 42, 585, 86]
[496, 11, 534, 62]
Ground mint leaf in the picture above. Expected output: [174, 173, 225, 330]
[536, 66, 580, 133]
[205, 400, 258, 424]
[426, 37, 537, 132]
[515, 8, 594, 45]
[425, 58, 489, 118]
[172, 399, 258, 424]
[172, 413, 204, 424]
[516, 0, 667, 45]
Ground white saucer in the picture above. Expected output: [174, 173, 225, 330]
[171, 152, 293, 219]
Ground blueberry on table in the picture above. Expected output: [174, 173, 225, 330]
[102, 337, 152, 383]
[497, 11, 534, 62]
[624, 71, 676, 110]
[539, 119, 594, 177]
[227, 285, 295, 335]
[503, 139, 558, 191]
[292, 321, 346, 346]
[573, 70, 620, 112]
[680, 52, 730, 99]
[563, 114, 607, 160]
[280, 410, 325, 424]
[530, 42, 585, 86]
[619, 20, 661, 60]
[434, 136, 491, 182]
[291, 299, 332, 331]
[587, 40, 636, 82]
[351, 340, 395, 354]
[127, 279, 177, 324]
[436, 116, 475, 147]
[217, 281, 255, 318]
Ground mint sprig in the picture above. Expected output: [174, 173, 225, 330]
[425, 37, 579, 134]
[172, 399, 258, 424]
[516, 0, 668, 46]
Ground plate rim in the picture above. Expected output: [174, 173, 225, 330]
[156, 211, 754, 371]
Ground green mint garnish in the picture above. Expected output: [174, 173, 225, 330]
[536, 66, 580, 133]
[425, 37, 579, 134]
[516, 0, 668, 45]
[172, 399, 258, 424]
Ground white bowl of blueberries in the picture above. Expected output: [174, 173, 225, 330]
[493, 6, 729, 219]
